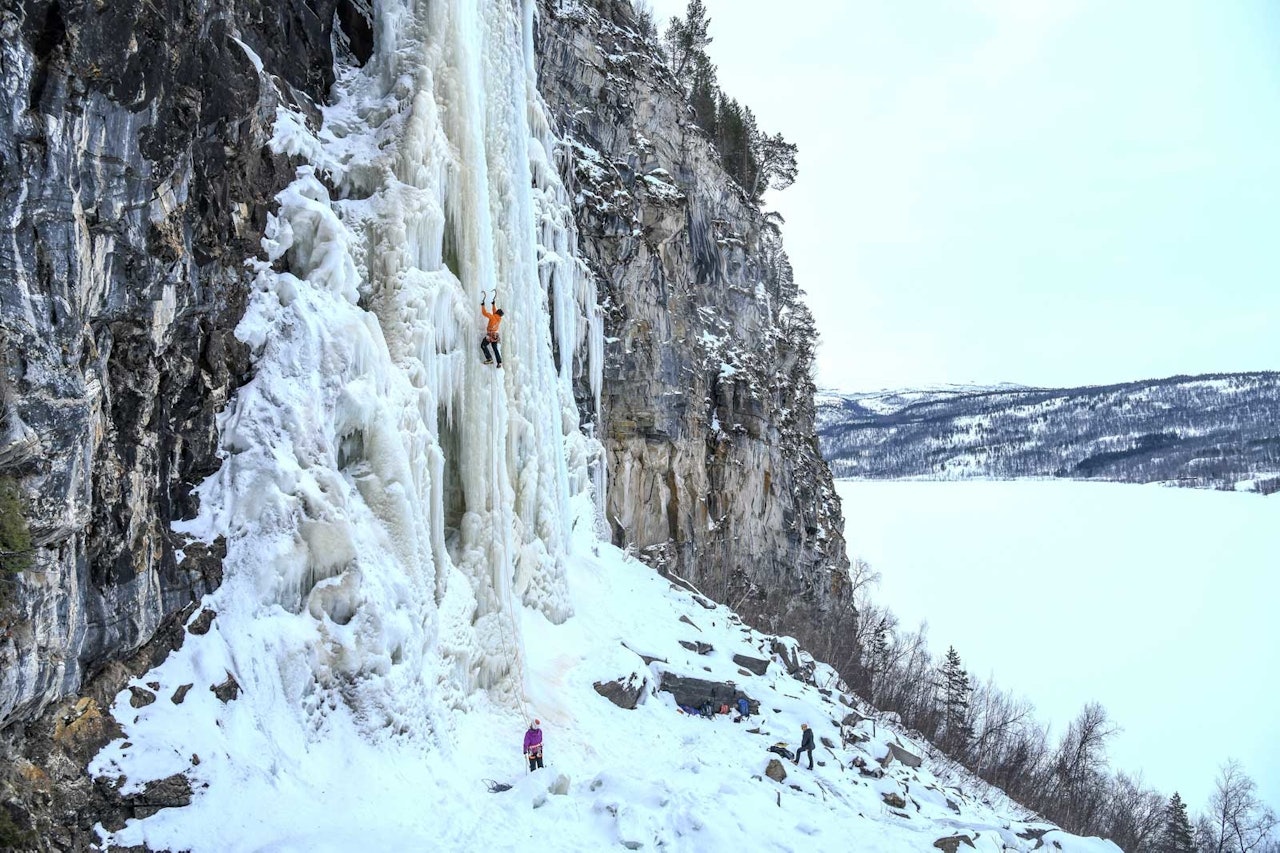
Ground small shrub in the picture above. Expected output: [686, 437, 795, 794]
[0, 803, 36, 850]
[0, 476, 32, 604]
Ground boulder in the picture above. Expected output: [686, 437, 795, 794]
[187, 609, 217, 636]
[765, 759, 787, 783]
[678, 640, 713, 655]
[657, 672, 757, 714]
[769, 637, 815, 682]
[841, 727, 868, 747]
[593, 673, 646, 710]
[211, 673, 241, 703]
[934, 835, 977, 853]
[882, 792, 907, 809]
[841, 707, 870, 725]
[771, 638, 802, 676]
[128, 686, 156, 709]
[887, 742, 923, 769]
[732, 654, 769, 676]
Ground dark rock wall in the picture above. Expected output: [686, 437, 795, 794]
[535, 1, 853, 660]
[0, 0, 354, 726]
[0, 0, 362, 845]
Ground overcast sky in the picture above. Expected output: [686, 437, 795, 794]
[646, 0, 1280, 392]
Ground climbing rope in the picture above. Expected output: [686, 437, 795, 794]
[482, 336, 533, 727]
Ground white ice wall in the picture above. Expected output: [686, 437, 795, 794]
[95, 0, 604, 793]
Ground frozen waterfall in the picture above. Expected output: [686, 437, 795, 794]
[91, 0, 604, 830]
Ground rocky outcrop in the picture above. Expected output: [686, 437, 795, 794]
[535, 0, 853, 671]
[657, 671, 757, 715]
[593, 673, 646, 710]
[732, 654, 770, 676]
[887, 742, 924, 769]
[0, 601, 201, 847]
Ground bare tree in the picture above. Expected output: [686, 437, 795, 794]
[1201, 760, 1279, 853]
[1048, 702, 1119, 833]
[967, 677, 1035, 778]
[1100, 773, 1165, 852]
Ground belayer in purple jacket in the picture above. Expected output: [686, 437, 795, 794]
[523, 719, 544, 771]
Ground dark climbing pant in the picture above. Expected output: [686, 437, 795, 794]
[527, 751, 543, 772]
[481, 336, 502, 366]
[796, 745, 814, 770]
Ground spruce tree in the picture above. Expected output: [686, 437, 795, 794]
[939, 645, 973, 755]
[1157, 792, 1196, 853]
[688, 53, 718, 137]
[867, 618, 890, 698]
[664, 0, 712, 81]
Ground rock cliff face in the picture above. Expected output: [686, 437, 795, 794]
[0, 0, 849, 843]
[0, 0, 370, 842]
[534, 0, 851, 651]
[0, 0, 380, 719]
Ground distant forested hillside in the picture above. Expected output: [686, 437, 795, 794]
[817, 372, 1280, 494]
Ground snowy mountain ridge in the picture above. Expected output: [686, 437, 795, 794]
[817, 372, 1280, 493]
[816, 384, 1034, 418]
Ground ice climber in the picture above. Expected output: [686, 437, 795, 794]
[795, 723, 816, 770]
[523, 719, 544, 772]
[480, 296, 504, 367]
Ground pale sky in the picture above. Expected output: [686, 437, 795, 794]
[646, 0, 1280, 392]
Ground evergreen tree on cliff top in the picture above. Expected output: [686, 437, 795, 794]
[664, 0, 711, 81]
[661, 0, 797, 203]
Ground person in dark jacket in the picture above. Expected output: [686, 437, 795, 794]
[795, 723, 816, 770]
[523, 719, 544, 771]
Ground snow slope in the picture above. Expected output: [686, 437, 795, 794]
[93, 513, 1120, 852]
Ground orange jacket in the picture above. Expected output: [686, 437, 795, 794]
[481, 303, 502, 336]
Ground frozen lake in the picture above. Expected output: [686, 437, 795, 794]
[837, 479, 1280, 814]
